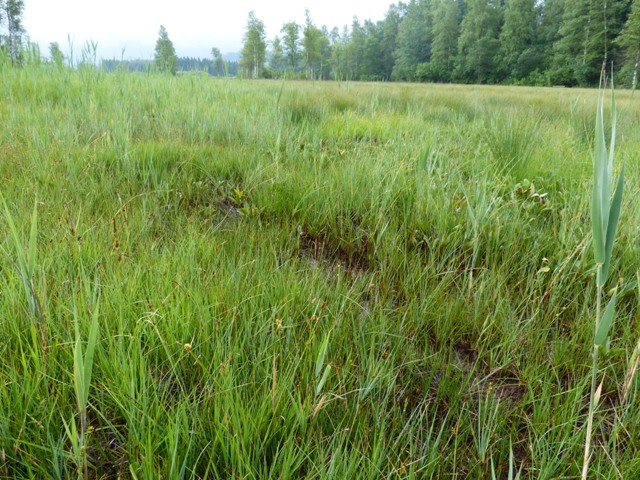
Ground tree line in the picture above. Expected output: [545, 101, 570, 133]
[240, 0, 640, 87]
[3, 0, 640, 87]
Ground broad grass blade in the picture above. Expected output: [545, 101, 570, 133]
[595, 291, 617, 347]
[592, 91, 607, 265]
[600, 165, 625, 285]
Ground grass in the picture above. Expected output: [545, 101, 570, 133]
[0, 62, 639, 478]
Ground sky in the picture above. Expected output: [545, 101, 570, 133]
[23, 0, 394, 60]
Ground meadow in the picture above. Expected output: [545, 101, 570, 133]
[0, 65, 639, 478]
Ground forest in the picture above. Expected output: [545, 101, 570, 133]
[236, 0, 640, 87]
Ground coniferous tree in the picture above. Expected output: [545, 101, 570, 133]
[499, 0, 541, 80]
[538, 0, 565, 78]
[346, 17, 366, 79]
[429, 0, 461, 82]
[553, 0, 628, 85]
[617, 0, 640, 88]
[154, 26, 177, 75]
[361, 20, 384, 80]
[379, 4, 403, 81]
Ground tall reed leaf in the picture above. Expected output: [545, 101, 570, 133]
[583, 76, 623, 480]
[592, 80, 623, 287]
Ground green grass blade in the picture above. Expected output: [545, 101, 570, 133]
[608, 78, 617, 177]
[74, 336, 85, 412]
[82, 298, 100, 408]
[595, 291, 617, 347]
[28, 198, 37, 277]
[592, 90, 607, 265]
[600, 165, 624, 285]
[1, 195, 29, 278]
[316, 332, 331, 378]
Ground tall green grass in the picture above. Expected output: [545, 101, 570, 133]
[0, 62, 639, 477]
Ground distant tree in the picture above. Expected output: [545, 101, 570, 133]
[360, 20, 384, 80]
[49, 41, 65, 67]
[429, 0, 461, 82]
[392, 0, 433, 81]
[269, 35, 285, 77]
[281, 21, 301, 74]
[329, 26, 348, 80]
[318, 26, 333, 80]
[154, 25, 177, 74]
[499, 0, 541, 80]
[552, 0, 628, 85]
[539, 0, 565, 64]
[379, 4, 403, 81]
[211, 47, 226, 76]
[454, 0, 502, 83]
[302, 9, 326, 79]
[240, 11, 267, 78]
[0, 0, 26, 66]
[618, 0, 640, 88]
[345, 17, 366, 79]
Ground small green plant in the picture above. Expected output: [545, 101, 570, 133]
[63, 284, 100, 479]
[1, 196, 43, 324]
[582, 78, 624, 479]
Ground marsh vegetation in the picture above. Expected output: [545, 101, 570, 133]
[0, 67, 639, 478]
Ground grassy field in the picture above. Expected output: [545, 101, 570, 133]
[1, 65, 640, 478]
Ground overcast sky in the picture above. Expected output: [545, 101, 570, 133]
[23, 1, 393, 60]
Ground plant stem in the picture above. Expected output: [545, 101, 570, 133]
[582, 284, 602, 480]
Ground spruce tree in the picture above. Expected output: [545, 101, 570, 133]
[618, 0, 640, 88]
[499, 0, 541, 80]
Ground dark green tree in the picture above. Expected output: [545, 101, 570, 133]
[499, 0, 541, 80]
[379, 4, 403, 80]
[617, 0, 640, 88]
[393, 0, 433, 81]
[538, 0, 564, 78]
[154, 26, 177, 75]
[240, 11, 267, 78]
[553, 0, 628, 85]
[346, 17, 367, 79]
[429, 0, 461, 82]
[360, 20, 384, 80]
[454, 0, 503, 83]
